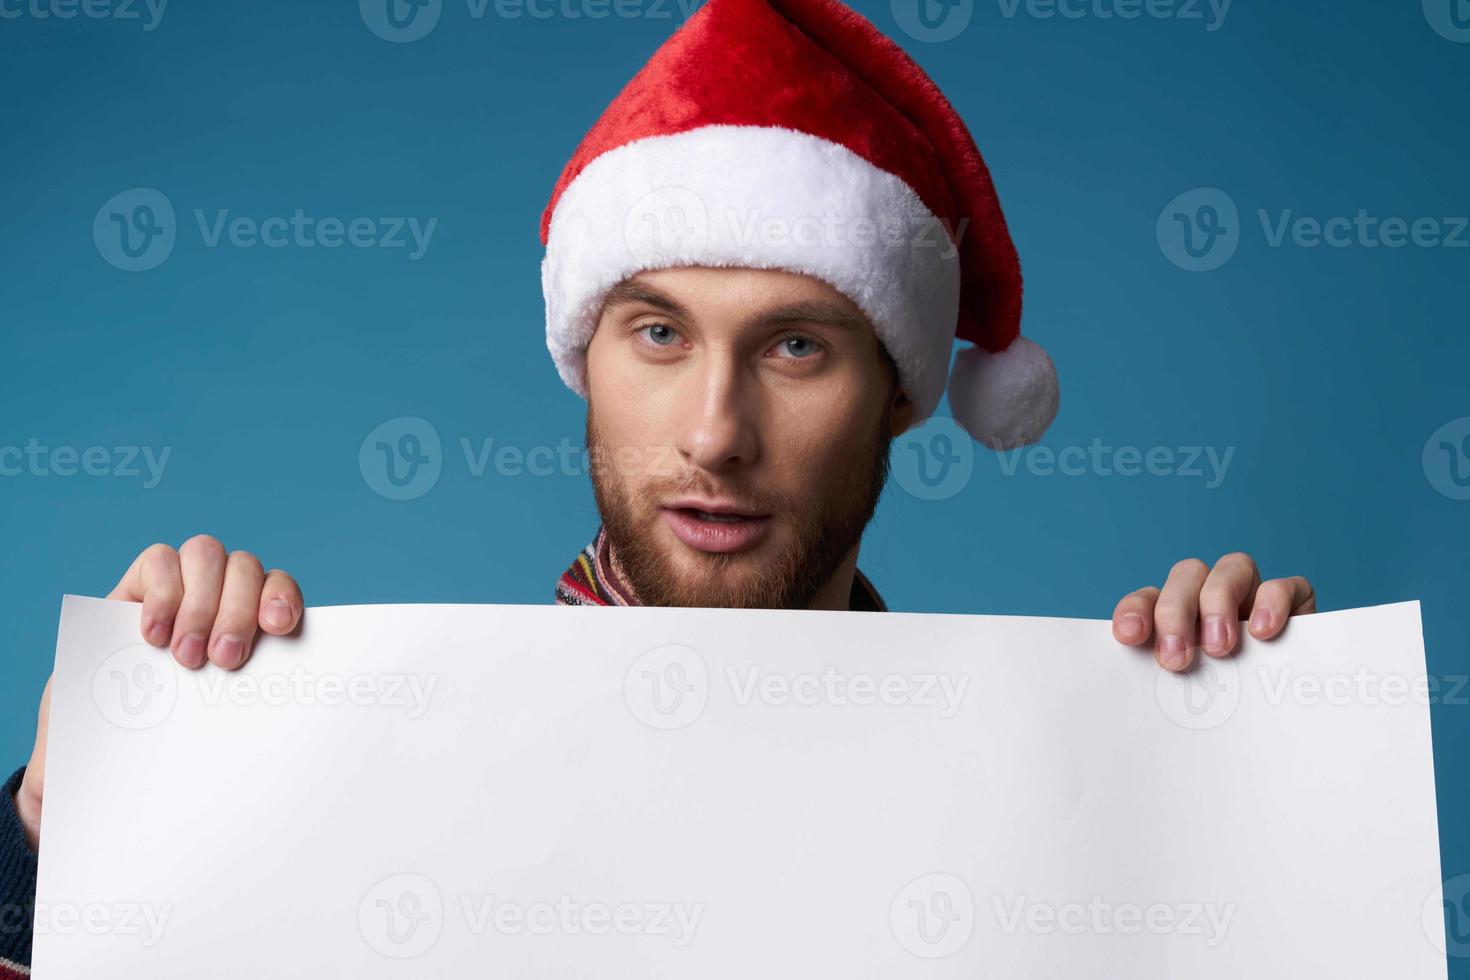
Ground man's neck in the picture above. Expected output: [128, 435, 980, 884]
[808, 548, 860, 610]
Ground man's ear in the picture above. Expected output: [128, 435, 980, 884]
[887, 386, 917, 437]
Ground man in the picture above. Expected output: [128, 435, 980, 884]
[0, 0, 1315, 974]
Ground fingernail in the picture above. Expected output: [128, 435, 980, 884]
[1202, 615, 1227, 652]
[1119, 613, 1145, 640]
[145, 617, 171, 647]
[177, 632, 208, 669]
[214, 634, 245, 669]
[1250, 607, 1272, 635]
[1160, 634, 1188, 670]
[264, 598, 292, 630]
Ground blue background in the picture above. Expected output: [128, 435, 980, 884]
[2, 0, 1467, 966]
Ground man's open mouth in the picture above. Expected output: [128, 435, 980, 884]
[681, 509, 746, 523]
[660, 500, 773, 554]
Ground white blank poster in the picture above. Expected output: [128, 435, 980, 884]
[33, 596, 1445, 978]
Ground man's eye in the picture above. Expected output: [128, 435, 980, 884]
[771, 335, 822, 359]
[637, 323, 680, 347]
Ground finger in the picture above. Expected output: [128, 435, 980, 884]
[257, 569, 304, 635]
[108, 543, 183, 648]
[1248, 576, 1317, 640]
[169, 534, 227, 670]
[208, 550, 266, 670]
[1198, 552, 1260, 658]
[1112, 587, 1160, 646]
[1153, 558, 1210, 672]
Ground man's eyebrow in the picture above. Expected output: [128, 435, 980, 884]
[754, 301, 867, 332]
[601, 279, 692, 320]
[601, 279, 867, 332]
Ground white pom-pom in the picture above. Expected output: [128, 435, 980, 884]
[946, 337, 1060, 450]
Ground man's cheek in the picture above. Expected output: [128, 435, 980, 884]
[643, 442, 683, 480]
[598, 440, 667, 486]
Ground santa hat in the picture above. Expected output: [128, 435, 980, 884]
[538, 0, 1058, 449]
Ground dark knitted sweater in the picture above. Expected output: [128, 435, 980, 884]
[0, 767, 35, 979]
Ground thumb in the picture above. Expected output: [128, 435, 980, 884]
[18, 676, 51, 850]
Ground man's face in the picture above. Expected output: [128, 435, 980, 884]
[584, 266, 915, 608]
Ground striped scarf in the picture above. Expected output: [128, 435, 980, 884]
[556, 527, 887, 611]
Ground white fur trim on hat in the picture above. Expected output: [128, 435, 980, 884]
[541, 124, 962, 420]
[947, 337, 1060, 450]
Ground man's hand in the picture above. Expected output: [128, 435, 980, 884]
[13, 535, 303, 850]
[1111, 552, 1315, 672]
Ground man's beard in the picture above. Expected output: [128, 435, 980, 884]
[587, 407, 893, 609]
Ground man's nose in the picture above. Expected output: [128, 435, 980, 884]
[674, 354, 761, 473]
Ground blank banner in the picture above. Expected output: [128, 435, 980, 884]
[33, 596, 1445, 978]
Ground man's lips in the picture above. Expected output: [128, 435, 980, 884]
[660, 499, 773, 554]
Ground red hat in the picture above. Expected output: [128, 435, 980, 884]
[539, 0, 1059, 449]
